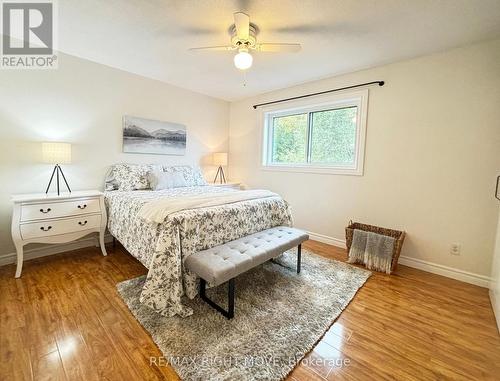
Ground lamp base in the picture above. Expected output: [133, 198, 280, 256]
[213, 166, 226, 184]
[46, 164, 71, 196]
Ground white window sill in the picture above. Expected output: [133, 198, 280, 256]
[260, 165, 363, 176]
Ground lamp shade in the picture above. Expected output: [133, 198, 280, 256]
[213, 152, 228, 166]
[42, 142, 72, 164]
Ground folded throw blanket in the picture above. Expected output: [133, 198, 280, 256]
[347, 229, 368, 264]
[348, 229, 395, 274]
[139, 189, 280, 223]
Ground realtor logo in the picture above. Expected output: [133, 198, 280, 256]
[1, 0, 57, 69]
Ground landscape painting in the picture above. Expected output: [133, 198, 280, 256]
[122, 115, 186, 155]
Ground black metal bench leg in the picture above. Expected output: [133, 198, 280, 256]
[227, 279, 235, 319]
[199, 278, 235, 319]
[297, 244, 302, 273]
[200, 278, 206, 298]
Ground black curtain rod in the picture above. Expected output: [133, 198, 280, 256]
[252, 80, 385, 109]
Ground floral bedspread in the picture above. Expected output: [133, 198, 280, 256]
[105, 186, 293, 317]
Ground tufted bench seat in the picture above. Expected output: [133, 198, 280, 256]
[185, 226, 308, 319]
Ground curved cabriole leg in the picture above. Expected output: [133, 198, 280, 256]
[99, 231, 108, 256]
[14, 243, 23, 278]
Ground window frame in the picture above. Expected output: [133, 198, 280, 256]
[261, 89, 369, 176]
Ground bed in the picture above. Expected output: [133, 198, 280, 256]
[104, 164, 292, 317]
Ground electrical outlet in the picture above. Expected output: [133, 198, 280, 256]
[450, 243, 461, 256]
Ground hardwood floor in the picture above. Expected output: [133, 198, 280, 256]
[1, 240, 499, 381]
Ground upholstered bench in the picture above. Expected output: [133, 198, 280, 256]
[185, 226, 309, 319]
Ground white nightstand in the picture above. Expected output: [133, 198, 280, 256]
[11, 190, 107, 278]
[210, 182, 242, 190]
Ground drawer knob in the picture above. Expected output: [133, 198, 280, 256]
[39, 208, 51, 213]
[78, 220, 88, 226]
[78, 204, 87, 209]
[40, 226, 52, 231]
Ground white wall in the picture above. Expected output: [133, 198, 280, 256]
[229, 39, 500, 279]
[0, 52, 229, 257]
[1, 39, 499, 284]
[490, 205, 500, 331]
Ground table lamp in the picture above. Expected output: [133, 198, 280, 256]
[213, 152, 228, 184]
[42, 142, 72, 195]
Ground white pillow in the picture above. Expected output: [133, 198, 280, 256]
[162, 165, 207, 186]
[149, 170, 187, 190]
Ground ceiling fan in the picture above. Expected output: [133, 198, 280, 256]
[189, 12, 301, 70]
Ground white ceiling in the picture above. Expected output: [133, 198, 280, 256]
[57, 0, 500, 101]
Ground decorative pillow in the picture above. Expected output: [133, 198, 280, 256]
[162, 165, 207, 186]
[104, 168, 119, 191]
[148, 170, 187, 190]
[105, 164, 152, 191]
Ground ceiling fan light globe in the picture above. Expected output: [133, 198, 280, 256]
[234, 51, 253, 70]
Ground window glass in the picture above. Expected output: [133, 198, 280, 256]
[310, 106, 357, 165]
[271, 113, 308, 164]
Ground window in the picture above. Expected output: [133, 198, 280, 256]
[262, 90, 368, 175]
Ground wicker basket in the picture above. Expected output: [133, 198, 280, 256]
[345, 221, 406, 272]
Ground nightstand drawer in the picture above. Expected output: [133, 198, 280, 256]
[20, 214, 101, 240]
[20, 198, 100, 221]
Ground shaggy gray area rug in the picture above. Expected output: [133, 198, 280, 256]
[117, 249, 371, 381]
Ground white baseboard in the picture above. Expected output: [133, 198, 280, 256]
[398, 255, 490, 288]
[306, 231, 491, 288]
[0, 234, 113, 267]
[307, 231, 347, 249]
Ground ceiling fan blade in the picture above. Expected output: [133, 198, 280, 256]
[271, 22, 365, 36]
[155, 26, 218, 38]
[189, 45, 235, 52]
[254, 43, 302, 52]
[234, 12, 250, 40]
